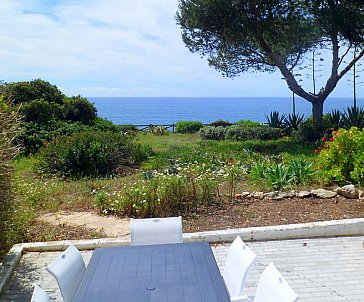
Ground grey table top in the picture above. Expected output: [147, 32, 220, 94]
[72, 242, 230, 302]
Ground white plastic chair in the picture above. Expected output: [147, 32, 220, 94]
[223, 236, 257, 302]
[46, 245, 86, 302]
[30, 284, 50, 302]
[253, 262, 299, 302]
[130, 216, 183, 246]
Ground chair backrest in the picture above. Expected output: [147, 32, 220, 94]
[223, 236, 257, 299]
[46, 245, 86, 302]
[130, 216, 183, 246]
[253, 262, 299, 302]
[30, 284, 50, 302]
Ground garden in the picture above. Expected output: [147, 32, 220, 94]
[1, 80, 364, 259]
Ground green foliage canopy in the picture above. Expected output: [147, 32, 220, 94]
[176, 0, 364, 125]
[1, 79, 64, 104]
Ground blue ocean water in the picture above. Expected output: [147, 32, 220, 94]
[88, 97, 361, 125]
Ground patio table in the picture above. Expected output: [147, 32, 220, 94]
[72, 242, 230, 302]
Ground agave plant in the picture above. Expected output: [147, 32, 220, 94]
[266, 163, 294, 190]
[287, 158, 315, 184]
[266, 111, 285, 128]
[327, 109, 343, 130]
[342, 106, 364, 129]
[284, 113, 305, 131]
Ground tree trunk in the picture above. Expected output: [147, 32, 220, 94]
[311, 100, 324, 128]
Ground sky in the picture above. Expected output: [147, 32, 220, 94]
[0, 0, 361, 98]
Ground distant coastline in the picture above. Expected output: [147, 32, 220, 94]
[89, 97, 361, 125]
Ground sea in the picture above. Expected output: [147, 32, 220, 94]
[88, 97, 362, 125]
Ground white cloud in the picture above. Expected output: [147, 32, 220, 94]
[0, 0, 356, 97]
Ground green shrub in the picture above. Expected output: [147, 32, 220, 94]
[226, 125, 283, 141]
[149, 126, 169, 136]
[326, 110, 343, 130]
[199, 126, 227, 140]
[119, 124, 138, 133]
[38, 131, 149, 178]
[316, 127, 364, 185]
[291, 117, 327, 143]
[241, 138, 313, 155]
[17, 118, 121, 155]
[62, 96, 97, 124]
[91, 117, 121, 132]
[176, 121, 203, 134]
[1, 79, 64, 105]
[209, 119, 232, 127]
[0, 96, 21, 258]
[235, 120, 263, 127]
[19, 99, 62, 123]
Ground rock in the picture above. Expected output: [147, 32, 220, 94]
[240, 191, 250, 198]
[252, 191, 264, 199]
[273, 192, 291, 200]
[264, 191, 279, 199]
[297, 191, 311, 198]
[234, 192, 250, 200]
[359, 190, 364, 200]
[311, 189, 337, 199]
[337, 184, 359, 199]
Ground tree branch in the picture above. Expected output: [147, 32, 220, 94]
[338, 49, 364, 79]
[338, 43, 352, 67]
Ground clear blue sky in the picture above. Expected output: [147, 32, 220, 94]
[0, 0, 360, 98]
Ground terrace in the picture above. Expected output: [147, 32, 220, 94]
[1, 219, 364, 301]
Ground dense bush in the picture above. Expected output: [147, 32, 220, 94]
[200, 125, 282, 141]
[148, 126, 169, 135]
[38, 131, 151, 178]
[199, 126, 227, 140]
[235, 120, 263, 127]
[119, 124, 138, 133]
[209, 119, 233, 127]
[0, 79, 64, 105]
[176, 121, 203, 133]
[316, 127, 364, 185]
[62, 96, 97, 124]
[0, 97, 21, 258]
[20, 99, 62, 123]
[16, 117, 122, 155]
[226, 125, 283, 141]
[291, 116, 329, 142]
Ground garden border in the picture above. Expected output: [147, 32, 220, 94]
[1, 218, 364, 295]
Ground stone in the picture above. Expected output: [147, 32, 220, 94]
[264, 191, 279, 199]
[337, 184, 359, 199]
[311, 189, 337, 199]
[297, 191, 311, 198]
[252, 191, 264, 199]
[234, 192, 250, 200]
[273, 192, 291, 200]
